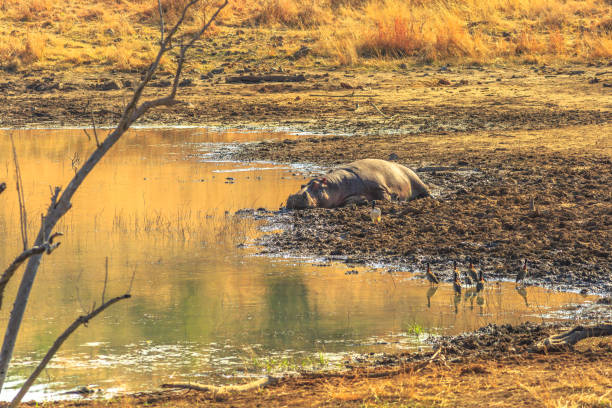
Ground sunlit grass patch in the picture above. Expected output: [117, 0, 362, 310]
[0, 0, 610, 72]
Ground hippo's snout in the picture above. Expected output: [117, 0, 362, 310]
[286, 191, 316, 209]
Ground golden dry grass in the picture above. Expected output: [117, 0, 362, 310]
[33, 346, 612, 407]
[0, 0, 610, 72]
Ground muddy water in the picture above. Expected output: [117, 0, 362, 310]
[0, 128, 598, 401]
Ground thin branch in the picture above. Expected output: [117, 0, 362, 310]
[9, 293, 131, 407]
[0, 232, 62, 310]
[0, 0, 228, 393]
[368, 99, 389, 118]
[158, 0, 165, 45]
[101, 257, 108, 305]
[10, 135, 28, 250]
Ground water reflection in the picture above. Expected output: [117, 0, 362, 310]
[0, 128, 599, 401]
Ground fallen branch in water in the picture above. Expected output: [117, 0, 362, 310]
[535, 324, 612, 351]
[161, 376, 277, 394]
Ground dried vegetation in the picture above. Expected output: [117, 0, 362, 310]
[1, 0, 611, 72]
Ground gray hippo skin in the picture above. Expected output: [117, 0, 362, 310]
[286, 158, 430, 209]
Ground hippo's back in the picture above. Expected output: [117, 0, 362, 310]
[340, 159, 429, 199]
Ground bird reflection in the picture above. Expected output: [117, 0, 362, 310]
[453, 291, 461, 314]
[476, 269, 485, 292]
[453, 262, 462, 295]
[426, 285, 438, 309]
[515, 286, 529, 307]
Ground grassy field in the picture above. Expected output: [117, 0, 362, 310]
[0, 0, 610, 73]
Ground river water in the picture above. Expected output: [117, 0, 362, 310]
[0, 128, 597, 401]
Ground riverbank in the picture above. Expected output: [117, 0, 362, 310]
[23, 322, 612, 407]
[3, 45, 611, 408]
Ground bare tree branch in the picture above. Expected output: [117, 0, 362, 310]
[101, 257, 108, 305]
[10, 135, 28, 250]
[0, 0, 229, 392]
[0, 232, 62, 310]
[9, 293, 131, 407]
[158, 0, 165, 45]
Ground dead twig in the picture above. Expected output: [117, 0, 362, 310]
[368, 99, 388, 118]
[534, 324, 612, 351]
[10, 134, 28, 250]
[309, 93, 378, 98]
[0, 230, 62, 310]
[161, 376, 277, 394]
[9, 292, 131, 407]
[0, 0, 228, 393]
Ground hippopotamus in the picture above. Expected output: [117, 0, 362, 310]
[286, 158, 430, 209]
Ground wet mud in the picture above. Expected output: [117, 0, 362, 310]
[240, 130, 611, 294]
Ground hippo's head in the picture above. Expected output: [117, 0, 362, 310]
[286, 178, 332, 209]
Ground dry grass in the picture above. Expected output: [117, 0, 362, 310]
[320, 0, 612, 64]
[0, 0, 610, 72]
[38, 347, 612, 407]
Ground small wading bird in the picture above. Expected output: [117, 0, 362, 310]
[464, 271, 473, 286]
[370, 200, 381, 224]
[516, 259, 528, 287]
[453, 261, 462, 295]
[476, 269, 485, 292]
[425, 263, 440, 285]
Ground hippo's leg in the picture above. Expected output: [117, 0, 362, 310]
[372, 187, 392, 202]
[343, 195, 370, 206]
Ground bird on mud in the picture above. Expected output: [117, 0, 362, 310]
[453, 261, 462, 295]
[468, 262, 479, 285]
[464, 271, 473, 287]
[476, 269, 485, 292]
[516, 259, 528, 287]
[425, 263, 440, 285]
[370, 200, 381, 224]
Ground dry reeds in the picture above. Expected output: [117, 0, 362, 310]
[0, 0, 610, 70]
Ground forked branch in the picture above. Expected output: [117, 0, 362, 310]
[9, 292, 132, 407]
[0, 0, 228, 393]
[0, 232, 62, 310]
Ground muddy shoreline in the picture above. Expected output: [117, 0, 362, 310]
[234, 125, 611, 295]
[3, 62, 611, 407]
[2, 65, 611, 293]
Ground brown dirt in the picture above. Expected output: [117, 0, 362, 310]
[242, 126, 612, 293]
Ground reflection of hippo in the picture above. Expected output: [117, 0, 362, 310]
[286, 159, 430, 209]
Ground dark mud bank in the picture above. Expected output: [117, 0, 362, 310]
[237, 134, 611, 294]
